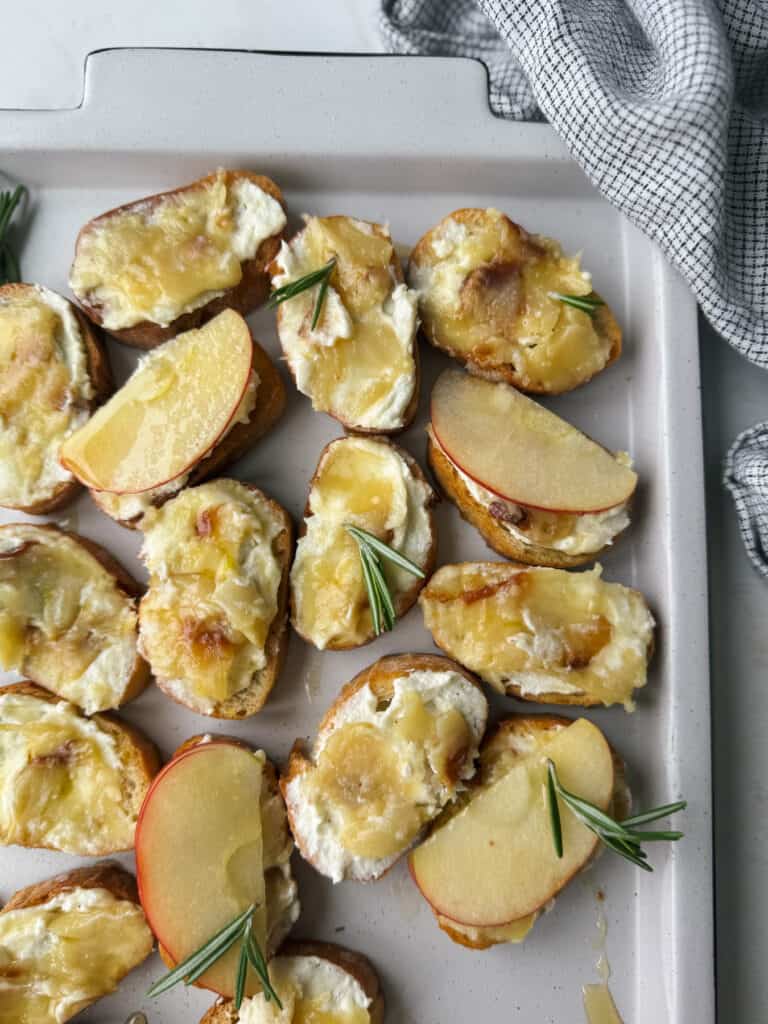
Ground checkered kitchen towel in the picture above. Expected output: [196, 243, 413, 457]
[381, 0, 768, 576]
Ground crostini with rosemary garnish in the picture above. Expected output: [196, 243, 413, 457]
[409, 715, 685, 949]
[137, 736, 299, 1005]
[282, 653, 488, 884]
[69, 170, 286, 349]
[270, 215, 420, 434]
[408, 207, 621, 394]
[199, 941, 385, 1024]
[289, 435, 436, 650]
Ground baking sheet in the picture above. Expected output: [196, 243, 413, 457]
[0, 50, 713, 1023]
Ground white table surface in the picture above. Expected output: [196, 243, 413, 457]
[0, 3, 764, 1021]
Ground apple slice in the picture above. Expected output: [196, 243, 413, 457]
[60, 309, 254, 494]
[136, 739, 267, 998]
[409, 718, 614, 927]
[431, 369, 637, 513]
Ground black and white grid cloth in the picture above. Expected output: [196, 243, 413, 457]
[380, 0, 768, 577]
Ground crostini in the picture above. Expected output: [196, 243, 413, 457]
[69, 169, 286, 348]
[138, 479, 293, 717]
[271, 215, 419, 433]
[420, 563, 654, 709]
[409, 715, 629, 949]
[0, 681, 159, 854]
[428, 369, 637, 567]
[0, 282, 111, 513]
[59, 309, 286, 528]
[0, 862, 154, 1021]
[200, 941, 384, 1024]
[408, 208, 621, 394]
[137, 736, 299, 999]
[290, 436, 436, 650]
[281, 654, 488, 883]
[0, 523, 148, 713]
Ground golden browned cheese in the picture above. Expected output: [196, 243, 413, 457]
[290, 438, 433, 650]
[0, 526, 140, 714]
[70, 171, 286, 331]
[139, 480, 284, 704]
[420, 563, 654, 708]
[410, 208, 616, 393]
[275, 216, 417, 431]
[0, 289, 93, 508]
[0, 886, 152, 1022]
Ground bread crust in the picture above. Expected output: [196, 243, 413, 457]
[409, 208, 621, 395]
[143, 482, 293, 718]
[90, 333, 286, 529]
[274, 215, 419, 435]
[281, 653, 484, 882]
[198, 941, 384, 1024]
[1, 860, 141, 913]
[290, 436, 438, 650]
[0, 680, 160, 854]
[0, 283, 113, 514]
[427, 432, 594, 568]
[72, 170, 286, 349]
[0, 523, 150, 707]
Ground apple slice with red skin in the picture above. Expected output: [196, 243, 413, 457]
[60, 309, 254, 495]
[408, 718, 615, 928]
[136, 738, 268, 998]
[430, 369, 637, 514]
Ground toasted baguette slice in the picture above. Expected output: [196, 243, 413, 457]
[72, 311, 286, 528]
[408, 208, 621, 394]
[0, 680, 159, 854]
[200, 941, 384, 1024]
[70, 169, 287, 348]
[144, 736, 299, 989]
[290, 436, 437, 650]
[0, 861, 154, 1021]
[282, 653, 488, 883]
[420, 562, 655, 709]
[411, 715, 630, 950]
[0, 282, 112, 513]
[138, 480, 293, 718]
[272, 215, 419, 434]
[0, 523, 148, 713]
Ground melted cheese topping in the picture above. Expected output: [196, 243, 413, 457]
[93, 371, 258, 524]
[0, 286, 93, 508]
[291, 438, 432, 649]
[139, 480, 284, 709]
[285, 669, 487, 882]
[0, 526, 140, 714]
[409, 208, 613, 392]
[0, 887, 152, 1023]
[239, 955, 372, 1024]
[430, 428, 630, 555]
[421, 563, 653, 709]
[0, 692, 138, 853]
[273, 216, 418, 430]
[70, 171, 286, 330]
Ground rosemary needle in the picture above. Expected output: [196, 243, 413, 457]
[548, 291, 604, 317]
[0, 185, 27, 285]
[545, 759, 685, 872]
[267, 257, 337, 330]
[345, 524, 425, 637]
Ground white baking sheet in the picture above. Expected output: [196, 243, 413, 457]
[0, 50, 713, 1024]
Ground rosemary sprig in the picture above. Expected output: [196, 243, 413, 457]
[548, 291, 604, 317]
[0, 185, 27, 285]
[545, 759, 686, 872]
[147, 903, 282, 1010]
[267, 257, 337, 330]
[345, 524, 425, 637]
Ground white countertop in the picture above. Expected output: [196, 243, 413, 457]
[1, 3, 764, 1020]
